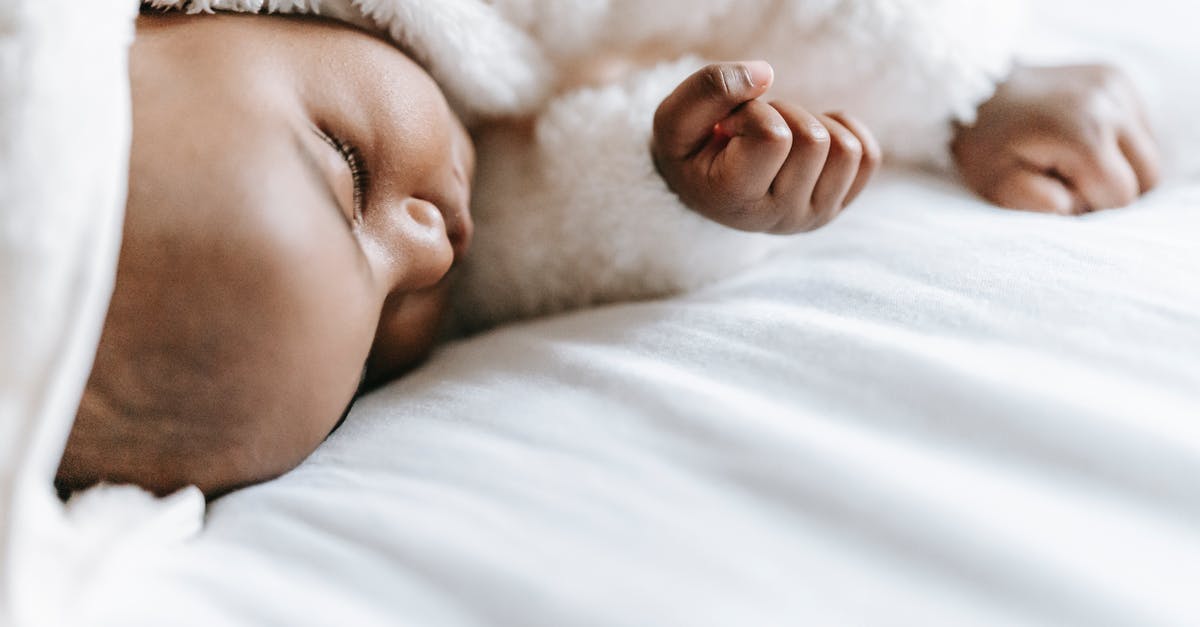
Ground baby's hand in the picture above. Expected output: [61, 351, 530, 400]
[652, 61, 881, 234]
[953, 64, 1160, 214]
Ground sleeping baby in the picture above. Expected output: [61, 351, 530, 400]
[56, 0, 1160, 497]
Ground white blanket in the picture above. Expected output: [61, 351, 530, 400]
[0, 3, 154, 626]
[3, 1, 1200, 626]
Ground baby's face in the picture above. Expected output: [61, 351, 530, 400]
[58, 13, 474, 496]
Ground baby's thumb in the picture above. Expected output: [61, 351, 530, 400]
[654, 61, 774, 160]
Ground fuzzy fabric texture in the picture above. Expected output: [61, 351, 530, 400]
[454, 58, 786, 329]
[143, 0, 1023, 328]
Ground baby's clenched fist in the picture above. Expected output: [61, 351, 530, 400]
[651, 61, 881, 234]
[953, 64, 1160, 214]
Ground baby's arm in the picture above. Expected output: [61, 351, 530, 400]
[454, 59, 819, 332]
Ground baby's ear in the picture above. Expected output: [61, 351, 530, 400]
[356, 0, 554, 122]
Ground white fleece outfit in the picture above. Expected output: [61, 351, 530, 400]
[146, 0, 1024, 331]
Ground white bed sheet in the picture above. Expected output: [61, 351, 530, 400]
[91, 174, 1200, 626]
[55, 2, 1200, 626]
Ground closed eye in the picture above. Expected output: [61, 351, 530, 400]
[315, 129, 370, 218]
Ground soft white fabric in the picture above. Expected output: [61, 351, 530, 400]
[0, 4, 206, 627]
[92, 178, 1200, 626]
[5, 1, 1200, 626]
[454, 58, 788, 330]
[455, 0, 1020, 327]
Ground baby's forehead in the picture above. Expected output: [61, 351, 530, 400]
[276, 17, 445, 95]
[278, 23, 458, 131]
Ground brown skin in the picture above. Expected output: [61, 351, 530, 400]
[953, 63, 1160, 214]
[56, 13, 474, 498]
[655, 61, 1160, 227]
[653, 61, 882, 234]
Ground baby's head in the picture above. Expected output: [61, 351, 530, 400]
[56, 13, 474, 497]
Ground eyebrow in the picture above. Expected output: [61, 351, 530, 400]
[296, 128, 352, 227]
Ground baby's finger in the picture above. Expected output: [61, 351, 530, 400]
[766, 101, 830, 206]
[826, 112, 882, 207]
[809, 114, 864, 219]
[654, 61, 775, 160]
[1118, 126, 1162, 194]
[989, 167, 1077, 215]
[707, 100, 793, 219]
[1056, 141, 1140, 211]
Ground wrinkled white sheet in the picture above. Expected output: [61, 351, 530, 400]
[92, 171, 1200, 626]
[95, 2, 1200, 613]
[8, 1, 1200, 626]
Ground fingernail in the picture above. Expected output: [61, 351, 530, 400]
[741, 60, 774, 89]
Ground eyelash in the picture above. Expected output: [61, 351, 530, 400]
[323, 133, 370, 215]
